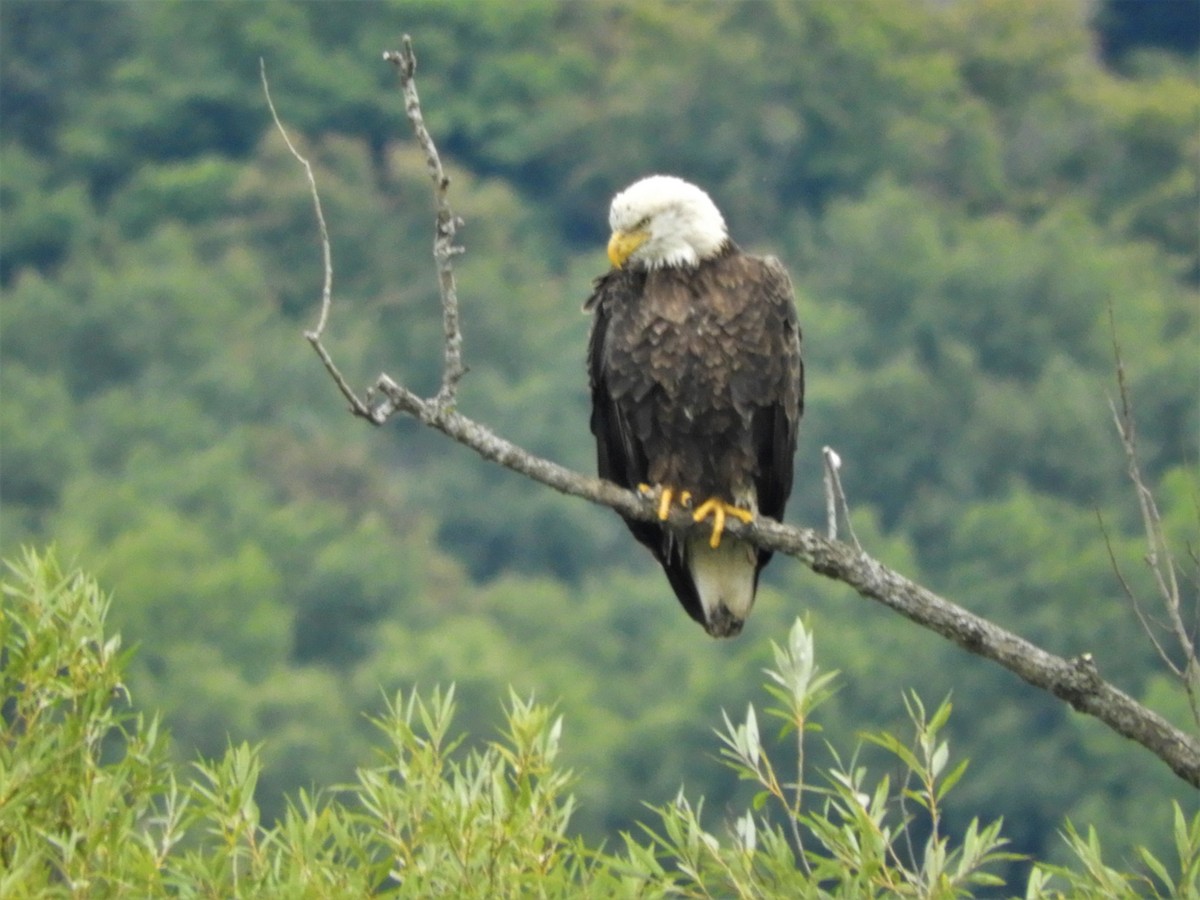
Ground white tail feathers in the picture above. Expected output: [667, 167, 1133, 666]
[687, 535, 757, 638]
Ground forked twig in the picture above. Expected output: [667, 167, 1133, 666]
[1106, 314, 1199, 725]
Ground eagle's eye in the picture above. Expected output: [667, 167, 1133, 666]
[633, 216, 651, 232]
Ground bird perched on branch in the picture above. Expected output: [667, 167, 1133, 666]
[585, 175, 804, 637]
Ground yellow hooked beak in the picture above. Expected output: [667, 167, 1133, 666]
[607, 229, 649, 269]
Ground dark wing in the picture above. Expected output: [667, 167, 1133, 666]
[586, 274, 641, 488]
[749, 255, 803, 524]
[585, 270, 668, 559]
[587, 270, 709, 625]
[727, 254, 804, 574]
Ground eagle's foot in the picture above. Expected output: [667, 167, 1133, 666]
[637, 484, 693, 521]
[691, 498, 754, 548]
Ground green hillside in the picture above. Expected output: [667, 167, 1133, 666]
[2, 0, 1197, 887]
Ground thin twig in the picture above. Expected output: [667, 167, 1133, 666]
[261, 60, 332, 340]
[823, 448, 838, 541]
[270, 39, 1200, 790]
[789, 723, 812, 876]
[261, 59, 376, 422]
[385, 36, 467, 410]
[1107, 314, 1199, 725]
[822, 446, 861, 551]
[1097, 509, 1179, 674]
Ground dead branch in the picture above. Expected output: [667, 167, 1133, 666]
[822, 446, 860, 551]
[261, 59, 375, 423]
[263, 38, 1200, 790]
[384, 38, 467, 411]
[1106, 317, 1200, 726]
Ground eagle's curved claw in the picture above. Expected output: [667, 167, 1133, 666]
[637, 485, 693, 521]
[691, 498, 754, 548]
[658, 488, 675, 521]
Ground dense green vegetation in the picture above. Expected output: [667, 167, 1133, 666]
[6, 550, 1198, 897]
[2, 0, 1197, 891]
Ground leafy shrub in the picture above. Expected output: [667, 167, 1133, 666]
[2, 548, 1195, 897]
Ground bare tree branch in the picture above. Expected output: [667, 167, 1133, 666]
[384, 37, 467, 412]
[265, 38, 1200, 790]
[822, 446, 860, 551]
[1099, 509, 1179, 675]
[1106, 315, 1200, 726]
[261, 59, 376, 423]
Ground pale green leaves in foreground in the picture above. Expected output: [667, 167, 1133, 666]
[2, 549, 1196, 897]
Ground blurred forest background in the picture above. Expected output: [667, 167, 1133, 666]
[2, 0, 1197, 883]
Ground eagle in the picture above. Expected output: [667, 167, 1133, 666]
[585, 175, 804, 638]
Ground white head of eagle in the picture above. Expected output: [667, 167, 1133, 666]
[586, 175, 805, 639]
[607, 175, 729, 270]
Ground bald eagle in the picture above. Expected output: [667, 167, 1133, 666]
[586, 175, 804, 638]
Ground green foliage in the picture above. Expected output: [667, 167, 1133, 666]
[5, 554, 1196, 897]
[1, 0, 1196, 880]
[1031, 808, 1200, 900]
[1, 548, 171, 895]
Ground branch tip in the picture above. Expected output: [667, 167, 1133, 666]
[384, 35, 417, 78]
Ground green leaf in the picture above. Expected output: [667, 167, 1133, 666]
[936, 758, 971, 802]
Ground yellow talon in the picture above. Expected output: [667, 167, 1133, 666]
[692, 498, 754, 548]
[640, 485, 702, 524]
[657, 487, 675, 521]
